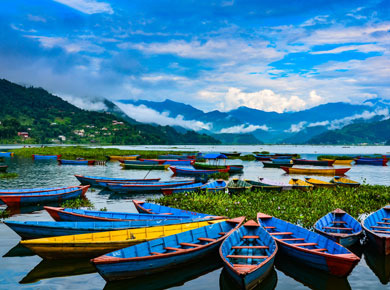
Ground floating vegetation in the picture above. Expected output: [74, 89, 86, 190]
[209, 172, 229, 180]
[61, 197, 94, 209]
[99, 207, 107, 211]
[155, 185, 390, 228]
[0, 209, 10, 220]
[0, 173, 19, 179]
[317, 155, 356, 160]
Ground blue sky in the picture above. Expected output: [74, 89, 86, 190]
[0, 0, 389, 113]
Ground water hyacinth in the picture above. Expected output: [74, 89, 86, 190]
[155, 185, 390, 228]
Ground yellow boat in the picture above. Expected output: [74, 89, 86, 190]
[322, 159, 354, 165]
[289, 178, 314, 191]
[281, 166, 350, 176]
[21, 219, 225, 259]
[304, 177, 336, 188]
[108, 155, 139, 161]
[330, 176, 360, 187]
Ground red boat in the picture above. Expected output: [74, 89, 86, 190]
[280, 167, 350, 176]
[293, 159, 335, 166]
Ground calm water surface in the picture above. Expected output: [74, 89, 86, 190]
[0, 145, 390, 289]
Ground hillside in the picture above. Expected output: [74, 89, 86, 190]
[0, 79, 220, 145]
[307, 118, 390, 145]
[212, 133, 263, 145]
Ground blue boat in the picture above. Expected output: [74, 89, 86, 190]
[170, 166, 229, 176]
[257, 213, 360, 277]
[44, 206, 198, 221]
[355, 158, 387, 166]
[122, 160, 161, 165]
[0, 152, 14, 157]
[106, 180, 195, 193]
[58, 159, 96, 165]
[0, 186, 89, 207]
[314, 209, 362, 247]
[219, 220, 278, 289]
[161, 182, 204, 196]
[4, 218, 216, 240]
[140, 159, 195, 166]
[74, 175, 160, 187]
[132, 200, 216, 218]
[200, 180, 227, 193]
[91, 217, 245, 281]
[158, 154, 196, 160]
[362, 205, 390, 255]
[0, 186, 68, 195]
[272, 158, 292, 164]
[32, 154, 60, 160]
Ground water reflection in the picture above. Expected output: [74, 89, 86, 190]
[3, 243, 36, 258]
[364, 247, 390, 285]
[219, 267, 277, 290]
[20, 258, 96, 284]
[104, 253, 222, 290]
[275, 255, 351, 290]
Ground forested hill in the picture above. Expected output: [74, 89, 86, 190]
[0, 79, 220, 145]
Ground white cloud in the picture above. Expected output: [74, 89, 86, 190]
[307, 120, 330, 127]
[220, 124, 269, 134]
[309, 90, 323, 105]
[328, 108, 390, 130]
[115, 102, 212, 131]
[60, 95, 108, 111]
[53, 0, 113, 14]
[301, 15, 331, 27]
[311, 44, 386, 55]
[285, 121, 307, 133]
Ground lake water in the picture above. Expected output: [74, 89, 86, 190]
[0, 145, 390, 289]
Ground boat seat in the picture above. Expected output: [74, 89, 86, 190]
[164, 247, 182, 251]
[227, 255, 268, 259]
[332, 221, 346, 224]
[232, 264, 258, 269]
[159, 212, 174, 215]
[232, 246, 269, 249]
[241, 235, 260, 239]
[218, 232, 226, 235]
[382, 218, 390, 221]
[323, 226, 353, 231]
[180, 242, 202, 248]
[371, 226, 390, 229]
[291, 242, 318, 247]
[372, 230, 390, 234]
[150, 252, 161, 255]
[270, 232, 293, 236]
[311, 248, 327, 252]
[378, 222, 390, 225]
[264, 226, 276, 229]
[198, 237, 216, 242]
[279, 238, 305, 241]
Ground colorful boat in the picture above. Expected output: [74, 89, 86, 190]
[262, 161, 293, 168]
[132, 200, 217, 218]
[158, 154, 196, 160]
[330, 176, 360, 187]
[227, 179, 252, 194]
[74, 175, 160, 187]
[32, 154, 61, 160]
[4, 218, 217, 240]
[140, 159, 195, 166]
[257, 213, 360, 277]
[0, 186, 89, 207]
[304, 177, 336, 188]
[199, 180, 227, 193]
[280, 167, 350, 176]
[108, 155, 139, 161]
[258, 178, 293, 190]
[321, 159, 354, 165]
[219, 220, 277, 289]
[355, 158, 388, 166]
[244, 180, 283, 192]
[122, 159, 162, 165]
[362, 205, 390, 255]
[193, 162, 243, 173]
[106, 180, 195, 193]
[161, 182, 204, 196]
[0, 152, 14, 157]
[289, 178, 314, 191]
[293, 159, 335, 166]
[254, 155, 272, 161]
[170, 166, 230, 176]
[21, 219, 225, 259]
[314, 209, 362, 247]
[58, 159, 96, 165]
[91, 217, 245, 281]
[0, 165, 7, 172]
[271, 158, 292, 164]
[220, 152, 241, 157]
[121, 163, 169, 170]
[44, 206, 198, 221]
[0, 186, 69, 195]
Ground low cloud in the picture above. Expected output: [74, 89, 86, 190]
[220, 124, 269, 134]
[285, 121, 307, 133]
[327, 108, 390, 130]
[115, 102, 212, 131]
[60, 95, 108, 111]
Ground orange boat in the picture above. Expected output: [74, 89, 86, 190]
[280, 167, 350, 176]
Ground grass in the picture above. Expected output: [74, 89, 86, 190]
[12, 146, 198, 160]
[317, 155, 356, 160]
[209, 172, 230, 180]
[155, 185, 390, 228]
[0, 209, 10, 220]
[0, 173, 19, 179]
[61, 197, 94, 209]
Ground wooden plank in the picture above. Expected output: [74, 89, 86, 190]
[242, 235, 260, 239]
[311, 248, 327, 252]
[378, 222, 390, 225]
[382, 218, 390, 221]
[270, 232, 293, 236]
[332, 221, 346, 224]
[264, 226, 276, 229]
[372, 226, 390, 229]
[232, 246, 269, 249]
[232, 264, 257, 269]
[150, 252, 161, 255]
[323, 226, 353, 230]
[180, 242, 202, 248]
[291, 242, 318, 247]
[218, 232, 226, 235]
[164, 247, 182, 251]
[372, 230, 390, 234]
[198, 237, 216, 242]
[279, 238, 305, 241]
[227, 255, 268, 259]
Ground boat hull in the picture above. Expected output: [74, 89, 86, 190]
[0, 165, 7, 172]
[58, 159, 95, 165]
[293, 159, 335, 166]
[281, 167, 350, 176]
[32, 155, 61, 160]
[74, 175, 160, 186]
[262, 162, 292, 168]
[121, 163, 169, 170]
[170, 166, 229, 176]
[106, 180, 195, 193]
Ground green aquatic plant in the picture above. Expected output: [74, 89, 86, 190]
[155, 185, 390, 228]
[0, 173, 19, 179]
[60, 197, 94, 209]
[209, 172, 229, 180]
[0, 209, 10, 220]
[317, 155, 356, 160]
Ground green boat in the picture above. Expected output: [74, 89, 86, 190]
[193, 162, 244, 173]
[245, 179, 283, 192]
[262, 161, 293, 168]
[0, 165, 8, 172]
[121, 163, 170, 170]
[227, 179, 252, 194]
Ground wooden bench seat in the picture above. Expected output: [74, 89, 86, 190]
[382, 218, 390, 221]
[372, 230, 390, 234]
[180, 242, 202, 248]
[242, 235, 260, 239]
[264, 226, 276, 229]
[323, 226, 353, 231]
[198, 237, 216, 242]
[371, 226, 390, 229]
[311, 248, 327, 252]
[291, 242, 318, 247]
[270, 232, 293, 236]
[331, 221, 346, 224]
[378, 222, 390, 225]
[218, 232, 226, 235]
[227, 255, 268, 259]
[164, 247, 182, 251]
[232, 264, 258, 269]
[279, 238, 305, 241]
[232, 246, 269, 249]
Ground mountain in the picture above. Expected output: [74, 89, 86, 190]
[307, 118, 390, 145]
[0, 79, 220, 145]
[212, 133, 262, 145]
[280, 126, 329, 144]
